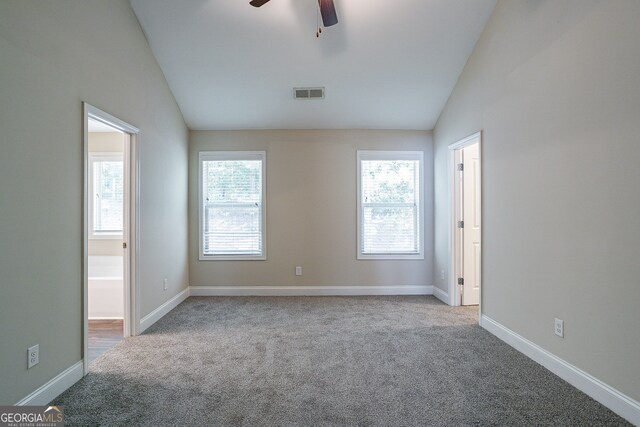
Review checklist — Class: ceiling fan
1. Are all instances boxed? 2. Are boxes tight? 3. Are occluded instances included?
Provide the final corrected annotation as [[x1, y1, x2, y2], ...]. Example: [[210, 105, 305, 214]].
[[250, 0, 338, 29]]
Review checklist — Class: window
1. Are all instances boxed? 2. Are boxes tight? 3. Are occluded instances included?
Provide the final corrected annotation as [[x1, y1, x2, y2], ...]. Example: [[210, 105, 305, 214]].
[[89, 153, 124, 238], [357, 151, 424, 260], [199, 151, 266, 260]]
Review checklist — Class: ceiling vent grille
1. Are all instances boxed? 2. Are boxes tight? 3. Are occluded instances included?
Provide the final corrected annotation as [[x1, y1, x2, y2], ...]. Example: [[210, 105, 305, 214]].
[[294, 87, 325, 100]]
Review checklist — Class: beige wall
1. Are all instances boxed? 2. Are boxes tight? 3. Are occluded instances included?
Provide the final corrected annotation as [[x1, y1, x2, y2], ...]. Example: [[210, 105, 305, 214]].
[[190, 130, 433, 288], [88, 131, 124, 153], [433, 0, 640, 401], [0, 1, 189, 404], [88, 132, 124, 256]]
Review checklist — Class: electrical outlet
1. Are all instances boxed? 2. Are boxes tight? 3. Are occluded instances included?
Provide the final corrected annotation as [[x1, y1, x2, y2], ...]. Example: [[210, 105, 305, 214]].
[[163, 278, 168, 291], [554, 318, 564, 338], [27, 344, 39, 369], [295, 266, 303, 276], [440, 269, 445, 280]]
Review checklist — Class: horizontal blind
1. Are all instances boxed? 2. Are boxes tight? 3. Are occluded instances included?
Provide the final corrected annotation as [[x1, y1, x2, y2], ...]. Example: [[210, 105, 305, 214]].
[[93, 159, 124, 233], [361, 159, 419, 254], [202, 158, 263, 256]]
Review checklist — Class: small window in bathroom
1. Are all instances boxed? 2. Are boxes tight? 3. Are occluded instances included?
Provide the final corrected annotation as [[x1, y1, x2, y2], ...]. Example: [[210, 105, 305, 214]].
[[89, 152, 124, 238]]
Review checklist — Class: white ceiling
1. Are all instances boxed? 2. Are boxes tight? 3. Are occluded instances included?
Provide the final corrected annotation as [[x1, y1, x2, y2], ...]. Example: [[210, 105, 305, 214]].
[[130, 0, 496, 130]]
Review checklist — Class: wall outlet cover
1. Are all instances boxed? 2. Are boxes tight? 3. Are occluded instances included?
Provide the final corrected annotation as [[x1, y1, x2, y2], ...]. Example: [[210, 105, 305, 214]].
[[554, 318, 564, 338], [27, 344, 39, 369]]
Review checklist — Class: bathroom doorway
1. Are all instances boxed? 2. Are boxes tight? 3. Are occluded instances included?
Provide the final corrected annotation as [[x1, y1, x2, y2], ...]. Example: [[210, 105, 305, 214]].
[[83, 103, 139, 374]]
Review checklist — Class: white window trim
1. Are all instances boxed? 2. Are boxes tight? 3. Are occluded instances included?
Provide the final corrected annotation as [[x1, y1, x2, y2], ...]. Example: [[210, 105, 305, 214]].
[[89, 152, 124, 240], [357, 150, 425, 260], [198, 151, 267, 261]]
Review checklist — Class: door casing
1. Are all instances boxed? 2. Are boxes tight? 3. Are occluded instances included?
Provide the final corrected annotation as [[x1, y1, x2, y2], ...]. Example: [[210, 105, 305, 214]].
[[82, 102, 140, 375]]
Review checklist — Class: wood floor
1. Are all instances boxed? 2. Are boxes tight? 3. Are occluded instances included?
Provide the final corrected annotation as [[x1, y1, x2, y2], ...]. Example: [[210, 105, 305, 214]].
[[88, 319, 123, 364]]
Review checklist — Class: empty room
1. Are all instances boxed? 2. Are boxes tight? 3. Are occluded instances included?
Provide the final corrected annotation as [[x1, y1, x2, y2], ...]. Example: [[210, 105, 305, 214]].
[[0, 0, 638, 426]]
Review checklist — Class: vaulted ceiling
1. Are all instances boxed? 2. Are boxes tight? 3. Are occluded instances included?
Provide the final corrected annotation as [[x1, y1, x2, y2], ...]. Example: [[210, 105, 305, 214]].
[[130, 0, 496, 130]]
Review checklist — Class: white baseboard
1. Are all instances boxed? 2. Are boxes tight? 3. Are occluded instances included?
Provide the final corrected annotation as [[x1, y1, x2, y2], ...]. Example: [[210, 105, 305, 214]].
[[481, 315, 640, 425], [15, 361, 83, 406], [189, 285, 433, 297], [432, 286, 449, 305], [138, 288, 189, 334], [16, 289, 189, 406]]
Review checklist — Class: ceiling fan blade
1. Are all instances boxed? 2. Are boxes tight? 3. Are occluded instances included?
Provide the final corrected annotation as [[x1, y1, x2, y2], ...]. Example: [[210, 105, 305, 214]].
[[249, 0, 271, 7], [319, 0, 338, 27]]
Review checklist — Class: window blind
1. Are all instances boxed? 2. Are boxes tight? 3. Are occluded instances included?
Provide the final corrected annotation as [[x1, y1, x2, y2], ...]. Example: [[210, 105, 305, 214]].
[[92, 158, 124, 234], [360, 158, 420, 255], [201, 156, 264, 257]]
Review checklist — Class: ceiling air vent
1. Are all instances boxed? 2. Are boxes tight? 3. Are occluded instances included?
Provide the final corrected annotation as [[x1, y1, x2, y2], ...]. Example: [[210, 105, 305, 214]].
[[294, 87, 325, 100]]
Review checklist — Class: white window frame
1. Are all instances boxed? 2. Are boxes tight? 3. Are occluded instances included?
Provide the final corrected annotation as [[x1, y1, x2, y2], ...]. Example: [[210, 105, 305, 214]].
[[198, 151, 267, 261], [357, 150, 424, 260], [89, 152, 124, 239]]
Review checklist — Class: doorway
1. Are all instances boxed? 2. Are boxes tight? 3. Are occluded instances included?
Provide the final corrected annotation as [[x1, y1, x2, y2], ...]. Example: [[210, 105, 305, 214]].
[[449, 132, 482, 307], [83, 103, 139, 375]]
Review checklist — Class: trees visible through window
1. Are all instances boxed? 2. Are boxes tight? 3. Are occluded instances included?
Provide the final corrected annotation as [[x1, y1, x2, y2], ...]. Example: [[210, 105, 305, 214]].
[[357, 151, 424, 259], [199, 151, 266, 260]]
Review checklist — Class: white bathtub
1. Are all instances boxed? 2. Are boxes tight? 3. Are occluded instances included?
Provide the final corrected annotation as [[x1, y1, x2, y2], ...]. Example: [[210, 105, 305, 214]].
[[88, 256, 124, 319]]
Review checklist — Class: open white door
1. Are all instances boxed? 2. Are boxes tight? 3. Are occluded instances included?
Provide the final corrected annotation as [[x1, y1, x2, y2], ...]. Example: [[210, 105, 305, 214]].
[[461, 142, 481, 305], [449, 132, 482, 307]]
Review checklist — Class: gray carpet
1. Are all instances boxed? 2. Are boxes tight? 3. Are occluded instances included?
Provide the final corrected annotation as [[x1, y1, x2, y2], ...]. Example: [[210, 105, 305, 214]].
[[53, 296, 629, 426]]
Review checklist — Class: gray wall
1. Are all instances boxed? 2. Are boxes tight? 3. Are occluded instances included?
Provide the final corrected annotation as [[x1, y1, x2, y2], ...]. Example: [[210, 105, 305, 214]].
[[433, 0, 640, 401], [0, 1, 189, 404], [190, 130, 433, 288]]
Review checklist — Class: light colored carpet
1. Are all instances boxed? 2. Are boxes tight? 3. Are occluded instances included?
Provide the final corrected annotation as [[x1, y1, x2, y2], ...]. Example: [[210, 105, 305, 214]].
[[53, 296, 629, 426]]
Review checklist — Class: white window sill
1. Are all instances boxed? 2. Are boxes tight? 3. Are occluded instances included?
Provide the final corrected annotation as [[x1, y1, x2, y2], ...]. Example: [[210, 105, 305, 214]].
[[90, 232, 123, 240], [199, 255, 266, 261], [358, 253, 424, 260]]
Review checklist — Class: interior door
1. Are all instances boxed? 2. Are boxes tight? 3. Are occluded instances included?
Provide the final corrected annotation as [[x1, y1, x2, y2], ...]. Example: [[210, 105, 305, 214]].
[[462, 142, 480, 305]]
